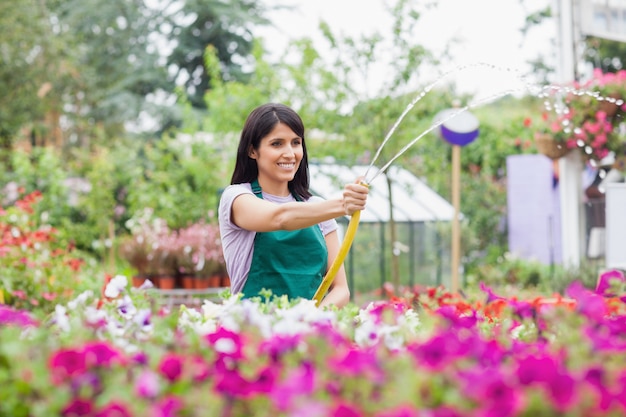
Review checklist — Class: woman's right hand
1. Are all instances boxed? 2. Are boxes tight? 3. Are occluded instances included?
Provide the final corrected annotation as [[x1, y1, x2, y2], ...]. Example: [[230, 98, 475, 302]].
[[342, 179, 368, 215]]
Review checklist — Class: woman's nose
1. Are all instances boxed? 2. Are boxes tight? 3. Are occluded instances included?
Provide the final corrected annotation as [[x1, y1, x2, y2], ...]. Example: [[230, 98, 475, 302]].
[[283, 145, 295, 157]]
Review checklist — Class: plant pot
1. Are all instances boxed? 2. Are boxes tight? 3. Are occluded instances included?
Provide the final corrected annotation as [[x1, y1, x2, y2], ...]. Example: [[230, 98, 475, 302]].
[[194, 276, 211, 289], [132, 275, 148, 288], [209, 274, 222, 288], [220, 275, 231, 288], [153, 274, 176, 290], [180, 273, 196, 290], [598, 93, 622, 117], [535, 133, 570, 160]]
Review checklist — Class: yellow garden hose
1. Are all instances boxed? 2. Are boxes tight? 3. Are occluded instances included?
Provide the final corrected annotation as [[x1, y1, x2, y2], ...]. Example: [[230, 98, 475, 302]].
[[313, 188, 366, 306]]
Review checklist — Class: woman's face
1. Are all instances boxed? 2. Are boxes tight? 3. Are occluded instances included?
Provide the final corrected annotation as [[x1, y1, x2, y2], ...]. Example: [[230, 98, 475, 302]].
[[249, 122, 303, 194]]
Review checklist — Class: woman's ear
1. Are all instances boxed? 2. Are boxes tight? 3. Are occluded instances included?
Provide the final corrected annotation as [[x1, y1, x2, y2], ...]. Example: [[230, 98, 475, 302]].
[[248, 146, 257, 159]]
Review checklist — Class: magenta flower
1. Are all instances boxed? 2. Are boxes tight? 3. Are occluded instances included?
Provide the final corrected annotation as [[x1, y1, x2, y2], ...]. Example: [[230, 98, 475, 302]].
[[460, 368, 523, 417], [61, 398, 94, 417], [249, 365, 278, 394], [547, 371, 577, 412], [158, 353, 184, 383], [479, 282, 505, 304], [190, 355, 211, 382], [270, 361, 314, 411], [49, 348, 87, 382], [331, 402, 362, 417], [430, 406, 465, 417], [436, 305, 477, 328], [595, 269, 625, 297], [583, 367, 614, 412], [330, 348, 383, 381], [131, 351, 149, 365], [566, 281, 608, 321], [409, 331, 461, 370], [507, 300, 534, 320], [214, 368, 251, 397], [95, 401, 131, 417], [374, 406, 419, 417], [83, 341, 124, 368], [206, 326, 243, 360], [259, 334, 302, 362], [151, 396, 182, 417], [516, 353, 558, 385], [0, 305, 38, 327]]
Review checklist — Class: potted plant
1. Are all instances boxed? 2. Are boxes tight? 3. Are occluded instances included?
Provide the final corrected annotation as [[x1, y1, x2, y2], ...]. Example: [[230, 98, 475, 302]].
[[118, 208, 176, 289], [174, 221, 225, 289], [118, 235, 151, 287], [526, 69, 625, 161]]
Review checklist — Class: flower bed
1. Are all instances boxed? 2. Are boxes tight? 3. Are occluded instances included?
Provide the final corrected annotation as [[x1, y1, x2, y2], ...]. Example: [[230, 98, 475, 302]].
[[1, 271, 626, 416]]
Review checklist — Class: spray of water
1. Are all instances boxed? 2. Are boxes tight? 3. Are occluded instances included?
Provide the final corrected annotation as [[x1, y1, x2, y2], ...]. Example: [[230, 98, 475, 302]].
[[361, 62, 625, 183]]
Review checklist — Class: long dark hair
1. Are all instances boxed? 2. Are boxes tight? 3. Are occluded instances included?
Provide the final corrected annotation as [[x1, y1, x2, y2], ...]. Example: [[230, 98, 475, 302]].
[[230, 103, 311, 199]]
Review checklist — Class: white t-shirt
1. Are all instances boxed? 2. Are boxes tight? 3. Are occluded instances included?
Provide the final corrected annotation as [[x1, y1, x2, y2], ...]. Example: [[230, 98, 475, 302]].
[[218, 183, 338, 294]]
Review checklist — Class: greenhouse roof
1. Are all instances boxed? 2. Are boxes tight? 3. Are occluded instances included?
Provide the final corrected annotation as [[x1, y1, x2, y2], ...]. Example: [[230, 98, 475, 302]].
[[308, 163, 456, 223]]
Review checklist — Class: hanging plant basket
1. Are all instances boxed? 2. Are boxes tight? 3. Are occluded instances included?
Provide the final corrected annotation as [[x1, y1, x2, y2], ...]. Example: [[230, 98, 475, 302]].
[[598, 94, 622, 117], [535, 133, 571, 160]]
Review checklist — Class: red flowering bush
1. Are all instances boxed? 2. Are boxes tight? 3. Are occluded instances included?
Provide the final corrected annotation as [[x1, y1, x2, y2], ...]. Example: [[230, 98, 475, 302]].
[[0, 189, 95, 312]]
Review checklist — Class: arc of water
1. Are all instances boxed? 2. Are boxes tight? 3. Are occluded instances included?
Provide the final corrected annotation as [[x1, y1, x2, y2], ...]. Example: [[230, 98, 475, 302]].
[[363, 62, 529, 181], [365, 85, 525, 183]]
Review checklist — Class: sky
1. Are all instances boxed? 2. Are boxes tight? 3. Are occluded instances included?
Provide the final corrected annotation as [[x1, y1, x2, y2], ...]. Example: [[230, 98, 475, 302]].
[[257, 0, 556, 101]]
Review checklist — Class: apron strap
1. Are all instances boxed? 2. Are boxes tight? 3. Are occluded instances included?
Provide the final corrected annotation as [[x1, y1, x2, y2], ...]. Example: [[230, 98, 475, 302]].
[[251, 179, 263, 197]]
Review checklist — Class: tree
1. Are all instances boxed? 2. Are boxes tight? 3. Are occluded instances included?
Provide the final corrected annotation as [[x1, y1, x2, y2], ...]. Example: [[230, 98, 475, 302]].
[[166, 0, 270, 109]]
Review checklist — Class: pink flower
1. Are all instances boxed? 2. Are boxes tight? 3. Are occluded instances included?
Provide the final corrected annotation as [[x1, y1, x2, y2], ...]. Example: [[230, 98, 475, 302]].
[[61, 398, 94, 417], [516, 352, 559, 385], [151, 396, 182, 417], [214, 368, 251, 397], [206, 326, 243, 360], [49, 348, 87, 382], [547, 371, 577, 412], [331, 402, 363, 417], [460, 368, 523, 417], [595, 269, 625, 297], [95, 402, 131, 417], [135, 369, 160, 398], [83, 341, 124, 368], [330, 348, 383, 381], [270, 361, 315, 411], [374, 406, 419, 417], [158, 353, 184, 383], [566, 281, 608, 321], [0, 305, 37, 327]]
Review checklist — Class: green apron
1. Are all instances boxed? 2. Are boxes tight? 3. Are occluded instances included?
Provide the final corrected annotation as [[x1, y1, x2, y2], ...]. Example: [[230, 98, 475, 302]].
[[241, 180, 328, 300]]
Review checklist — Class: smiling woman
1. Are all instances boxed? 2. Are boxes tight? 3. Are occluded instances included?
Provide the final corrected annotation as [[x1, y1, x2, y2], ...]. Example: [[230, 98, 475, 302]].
[[217, 103, 369, 308]]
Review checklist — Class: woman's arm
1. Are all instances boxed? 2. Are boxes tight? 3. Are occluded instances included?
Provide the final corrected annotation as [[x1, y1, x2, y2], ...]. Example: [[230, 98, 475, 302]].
[[319, 230, 350, 308], [231, 182, 368, 232]]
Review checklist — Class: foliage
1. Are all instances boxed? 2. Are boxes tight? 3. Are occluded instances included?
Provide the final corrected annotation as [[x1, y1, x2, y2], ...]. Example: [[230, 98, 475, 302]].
[[0, 190, 99, 313], [167, 0, 269, 109], [2, 271, 626, 415], [0, 0, 271, 151], [0, 138, 224, 260]]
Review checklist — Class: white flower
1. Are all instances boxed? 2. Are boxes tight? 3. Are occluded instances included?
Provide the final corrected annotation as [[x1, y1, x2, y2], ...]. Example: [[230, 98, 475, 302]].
[[67, 290, 94, 310], [105, 275, 128, 298], [51, 305, 70, 332]]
